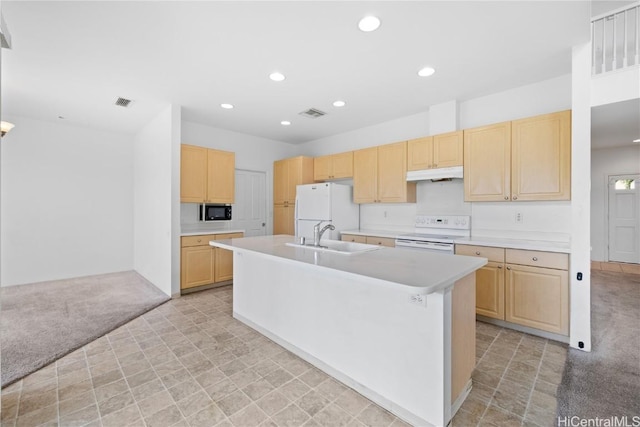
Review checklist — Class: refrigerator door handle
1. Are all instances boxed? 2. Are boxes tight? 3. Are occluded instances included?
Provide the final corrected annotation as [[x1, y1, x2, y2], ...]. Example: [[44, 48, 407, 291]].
[[294, 196, 299, 236]]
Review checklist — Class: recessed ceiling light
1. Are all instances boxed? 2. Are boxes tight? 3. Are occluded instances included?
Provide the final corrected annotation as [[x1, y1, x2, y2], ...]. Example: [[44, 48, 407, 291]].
[[418, 67, 436, 77], [634, 138, 640, 143], [281, 121, 291, 126], [333, 100, 346, 107], [220, 103, 234, 109], [358, 16, 381, 32], [270, 72, 286, 82]]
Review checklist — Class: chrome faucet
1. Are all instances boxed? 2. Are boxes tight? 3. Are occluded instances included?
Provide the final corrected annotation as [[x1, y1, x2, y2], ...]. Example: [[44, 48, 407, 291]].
[[313, 221, 335, 246]]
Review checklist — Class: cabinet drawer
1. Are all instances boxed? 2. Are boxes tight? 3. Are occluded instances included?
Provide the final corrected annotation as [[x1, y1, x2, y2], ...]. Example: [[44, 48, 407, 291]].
[[366, 236, 395, 247], [181, 235, 217, 247], [506, 249, 568, 270], [215, 233, 244, 240], [455, 245, 504, 263], [341, 234, 367, 244]]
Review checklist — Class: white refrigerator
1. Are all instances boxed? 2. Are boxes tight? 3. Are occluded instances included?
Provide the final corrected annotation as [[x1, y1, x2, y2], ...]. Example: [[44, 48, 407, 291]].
[[295, 183, 359, 241]]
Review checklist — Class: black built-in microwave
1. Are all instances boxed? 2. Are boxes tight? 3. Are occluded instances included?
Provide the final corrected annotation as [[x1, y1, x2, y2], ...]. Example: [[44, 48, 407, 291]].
[[200, 204, 232, 221]]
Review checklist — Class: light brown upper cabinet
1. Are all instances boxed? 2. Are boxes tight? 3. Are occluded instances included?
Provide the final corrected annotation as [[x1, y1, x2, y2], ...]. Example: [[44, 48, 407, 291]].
[[181, 144, 235, 204], [511, 110, 571, 201], [353, 141, 416, 204], [273, 156, 314, 234], [463, 122, 512, 202], [314, 151, 353, 181], [407, 131, 463, 171], [463, 110, 571, 202]]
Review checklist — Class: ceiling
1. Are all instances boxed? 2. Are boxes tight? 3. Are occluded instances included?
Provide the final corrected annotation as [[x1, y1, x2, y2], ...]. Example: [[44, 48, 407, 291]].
[[2, 1, 592, 144]]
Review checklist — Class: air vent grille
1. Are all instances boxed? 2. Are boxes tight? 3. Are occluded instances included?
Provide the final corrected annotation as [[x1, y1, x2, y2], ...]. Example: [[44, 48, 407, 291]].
[[115, 97, 132, 107], [298, 108, 327, 119]]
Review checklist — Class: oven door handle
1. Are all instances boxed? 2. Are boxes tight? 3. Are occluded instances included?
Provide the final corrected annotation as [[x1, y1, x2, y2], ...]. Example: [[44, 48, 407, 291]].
[[395, 240, 454, 251]]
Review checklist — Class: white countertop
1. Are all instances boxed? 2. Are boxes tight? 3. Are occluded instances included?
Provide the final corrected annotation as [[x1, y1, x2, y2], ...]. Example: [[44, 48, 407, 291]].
[[341, 229, 411, 239], [210, 235, 487, 294], [181, 229, 244, 237], [454, 237, 570, 253], [341, 229, 570, 253]]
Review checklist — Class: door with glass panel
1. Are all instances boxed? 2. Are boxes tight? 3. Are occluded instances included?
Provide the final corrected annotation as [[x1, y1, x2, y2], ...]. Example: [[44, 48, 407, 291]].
[[608, 175, 640, 263]]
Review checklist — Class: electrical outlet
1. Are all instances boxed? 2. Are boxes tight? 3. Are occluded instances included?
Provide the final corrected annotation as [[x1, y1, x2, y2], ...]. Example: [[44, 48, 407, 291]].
[[408, 294, 427, 307], [384, 211, 388, 218], [515, 212, 523, 223]]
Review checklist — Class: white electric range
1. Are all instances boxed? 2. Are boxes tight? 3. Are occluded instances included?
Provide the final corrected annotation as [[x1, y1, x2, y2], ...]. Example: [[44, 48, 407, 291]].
[[395, 215, 471, 254]]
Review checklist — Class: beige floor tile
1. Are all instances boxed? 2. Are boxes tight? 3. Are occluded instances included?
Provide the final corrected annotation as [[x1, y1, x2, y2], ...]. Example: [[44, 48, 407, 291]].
[[186, 402, 227, 427], [313, 403, 353, 427], [58, 389, 97, 417], [256, 391, 290, 416], [137, 390, 175, 419], [101, 403, 143, 427], [167, 378, 202, 403], [356, 404, 395, 427], [243, 378, 276, 401], [145, 405, 185, 427], [59, 402, 100, 426], [97, 390, 135, 417], [177, 390, 214, 419], [15, 403, 57, 427], [334, 388, 370, 417], [271, 404, 311, 427], [217, 390, 252, 416], [480, 404, 523, 426], [229, 403, 268, 427], [296, 390, 331, 417]]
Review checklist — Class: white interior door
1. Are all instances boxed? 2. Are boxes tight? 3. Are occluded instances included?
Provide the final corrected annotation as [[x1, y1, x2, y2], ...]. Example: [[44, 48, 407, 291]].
[[608, 174, 640, 263], [233, 170, 267, 237]]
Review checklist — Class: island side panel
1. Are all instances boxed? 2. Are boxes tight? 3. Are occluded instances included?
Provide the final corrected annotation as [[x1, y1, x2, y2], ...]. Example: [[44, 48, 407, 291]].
[[451, 272, 476, 404], [232, 250, 449, 427]]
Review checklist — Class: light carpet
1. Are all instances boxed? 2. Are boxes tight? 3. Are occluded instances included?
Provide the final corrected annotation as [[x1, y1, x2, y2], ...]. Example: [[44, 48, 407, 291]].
[[557, 269, 640, 419], [1, 270, 170, 387]]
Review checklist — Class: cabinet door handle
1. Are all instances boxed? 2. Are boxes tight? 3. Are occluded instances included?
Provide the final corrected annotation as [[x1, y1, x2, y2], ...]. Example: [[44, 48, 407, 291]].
[[498, 265, 503, 269], [475, 251, 481, 255], [504, 196, 509, 200], [506, 266, 511, 270], [512, 196, 518, 200], [532, 257, 538, 261], [197, 239, 201, 243]]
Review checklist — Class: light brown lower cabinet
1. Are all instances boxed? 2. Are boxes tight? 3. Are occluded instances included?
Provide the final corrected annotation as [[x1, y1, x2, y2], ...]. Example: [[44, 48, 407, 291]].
[[455, 244, 569, 336], [341, 234, 395, 247], [181, 232, 243, 291], [341, 234, 367, 243]]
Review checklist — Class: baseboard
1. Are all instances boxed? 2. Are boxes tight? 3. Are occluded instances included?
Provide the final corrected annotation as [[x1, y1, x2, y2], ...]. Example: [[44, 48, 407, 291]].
[[450, 379, 472, 422], [477, 316, 570, 344], [180, 280, 233, 295]]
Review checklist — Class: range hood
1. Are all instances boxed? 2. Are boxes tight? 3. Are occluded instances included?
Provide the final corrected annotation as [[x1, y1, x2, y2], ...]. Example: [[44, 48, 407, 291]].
[[406, 166, 464, 181]]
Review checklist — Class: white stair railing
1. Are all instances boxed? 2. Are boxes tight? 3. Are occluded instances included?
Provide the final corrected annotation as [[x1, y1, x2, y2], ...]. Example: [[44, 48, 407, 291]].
[[592, 2, 640, 74]]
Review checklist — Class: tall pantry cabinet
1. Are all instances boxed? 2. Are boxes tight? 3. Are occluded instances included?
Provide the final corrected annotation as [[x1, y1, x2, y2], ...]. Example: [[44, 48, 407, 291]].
[[273, 156, 314, 235]]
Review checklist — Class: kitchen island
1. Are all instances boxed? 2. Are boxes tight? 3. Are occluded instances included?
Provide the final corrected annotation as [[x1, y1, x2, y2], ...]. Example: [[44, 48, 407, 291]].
[[210, 235, 486, 426]]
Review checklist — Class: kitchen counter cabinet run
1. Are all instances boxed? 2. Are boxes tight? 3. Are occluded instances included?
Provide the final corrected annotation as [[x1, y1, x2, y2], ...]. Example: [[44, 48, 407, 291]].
[[211, 235, 485, 426]]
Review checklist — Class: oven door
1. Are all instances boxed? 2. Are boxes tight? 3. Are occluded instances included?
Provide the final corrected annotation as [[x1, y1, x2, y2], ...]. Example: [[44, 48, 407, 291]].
[[394, 239, 455, 255]]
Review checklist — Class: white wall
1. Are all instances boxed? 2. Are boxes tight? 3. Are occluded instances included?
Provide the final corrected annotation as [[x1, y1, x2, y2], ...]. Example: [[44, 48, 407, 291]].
[[300, 111, 430, 157], [298, 75, 574, 241], [0, 116, 134, 286], [591, 145, 640, 261], [181, 121, 297, 235], [133, 105, 179, 296]]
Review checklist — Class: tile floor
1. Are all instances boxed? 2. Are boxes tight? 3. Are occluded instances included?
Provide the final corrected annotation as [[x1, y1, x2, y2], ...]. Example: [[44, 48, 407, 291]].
[[590, 261, 640, 275], [1, 285, 565, 427]]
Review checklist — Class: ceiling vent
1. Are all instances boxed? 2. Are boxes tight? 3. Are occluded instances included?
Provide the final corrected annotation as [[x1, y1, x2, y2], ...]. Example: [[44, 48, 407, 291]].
[[298, 108, 327, 119], [115, 97, 132, 107]]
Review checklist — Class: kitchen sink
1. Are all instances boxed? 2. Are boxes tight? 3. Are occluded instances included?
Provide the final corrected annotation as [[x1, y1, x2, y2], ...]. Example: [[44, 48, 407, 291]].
[[285, 240, 382, 255]]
